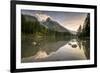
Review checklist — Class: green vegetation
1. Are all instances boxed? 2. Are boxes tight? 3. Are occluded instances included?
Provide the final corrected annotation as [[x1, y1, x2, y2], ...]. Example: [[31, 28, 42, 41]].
[[77, 13, 90, 59], [21, 13, 90, 58], [21, 14, 72, 58], [21, 14, 72, 37], [78, 13, 90, 37]]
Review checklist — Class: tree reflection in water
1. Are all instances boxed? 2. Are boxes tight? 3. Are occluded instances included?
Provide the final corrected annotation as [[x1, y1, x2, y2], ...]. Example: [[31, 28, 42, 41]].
[[21, 36, 90, 63]]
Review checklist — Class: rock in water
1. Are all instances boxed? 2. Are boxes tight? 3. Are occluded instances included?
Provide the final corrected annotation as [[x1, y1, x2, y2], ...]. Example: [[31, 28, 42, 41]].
[[32, 41, 37, 46], [72, 44, 77, 48]]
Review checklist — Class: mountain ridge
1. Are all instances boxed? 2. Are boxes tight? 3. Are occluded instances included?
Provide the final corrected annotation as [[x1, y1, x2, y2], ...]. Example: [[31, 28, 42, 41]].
[[22, 14, 76, 35]]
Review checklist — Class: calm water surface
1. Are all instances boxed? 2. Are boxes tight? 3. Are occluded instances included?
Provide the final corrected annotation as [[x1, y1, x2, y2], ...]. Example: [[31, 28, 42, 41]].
[[21, 35, 90, 63]]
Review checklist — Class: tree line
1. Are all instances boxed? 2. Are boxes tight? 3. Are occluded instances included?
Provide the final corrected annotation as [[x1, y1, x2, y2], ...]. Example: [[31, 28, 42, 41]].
[[77, 13, 90, 37], [21, 14, 72, 37]]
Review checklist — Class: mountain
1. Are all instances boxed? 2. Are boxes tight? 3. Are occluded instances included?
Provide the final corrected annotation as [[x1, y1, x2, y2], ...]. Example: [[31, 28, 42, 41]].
[[41, 17, 71, 33], [21, 14, 41, 34], [22, 14, 72, 35], [23, 14, 38, 22]]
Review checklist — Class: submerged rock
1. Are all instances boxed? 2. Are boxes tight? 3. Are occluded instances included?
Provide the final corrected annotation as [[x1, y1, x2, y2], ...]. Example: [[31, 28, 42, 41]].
[[32, 41, 37, 45]]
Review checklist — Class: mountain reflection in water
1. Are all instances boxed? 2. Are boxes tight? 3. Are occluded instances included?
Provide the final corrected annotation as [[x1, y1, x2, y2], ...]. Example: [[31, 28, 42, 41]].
[[21, 36, 90, 63]]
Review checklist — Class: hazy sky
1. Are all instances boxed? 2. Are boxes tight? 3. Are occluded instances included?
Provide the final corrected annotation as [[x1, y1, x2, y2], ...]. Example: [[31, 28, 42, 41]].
[[21, 10, 87, 31]]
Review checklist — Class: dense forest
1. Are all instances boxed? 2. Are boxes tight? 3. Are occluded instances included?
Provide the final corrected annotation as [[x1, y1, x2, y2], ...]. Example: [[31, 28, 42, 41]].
[[21, 14, 73, 58], [21, 13, 90, 58], [21, 14, 72, 37], [21, 13, 90, 37], [77, 13, 90, 37]]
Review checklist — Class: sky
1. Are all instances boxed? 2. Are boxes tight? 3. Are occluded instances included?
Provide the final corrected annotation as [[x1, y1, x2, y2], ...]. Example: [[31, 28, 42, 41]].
[[21, 10, 87, 32]]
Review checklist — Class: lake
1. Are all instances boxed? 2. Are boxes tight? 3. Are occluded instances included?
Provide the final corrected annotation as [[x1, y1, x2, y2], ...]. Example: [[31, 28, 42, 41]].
[[21, 34, 90, 63]]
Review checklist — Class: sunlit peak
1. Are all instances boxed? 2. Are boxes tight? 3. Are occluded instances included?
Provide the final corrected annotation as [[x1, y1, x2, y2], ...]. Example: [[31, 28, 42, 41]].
[[35, 13, 51, 21]]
